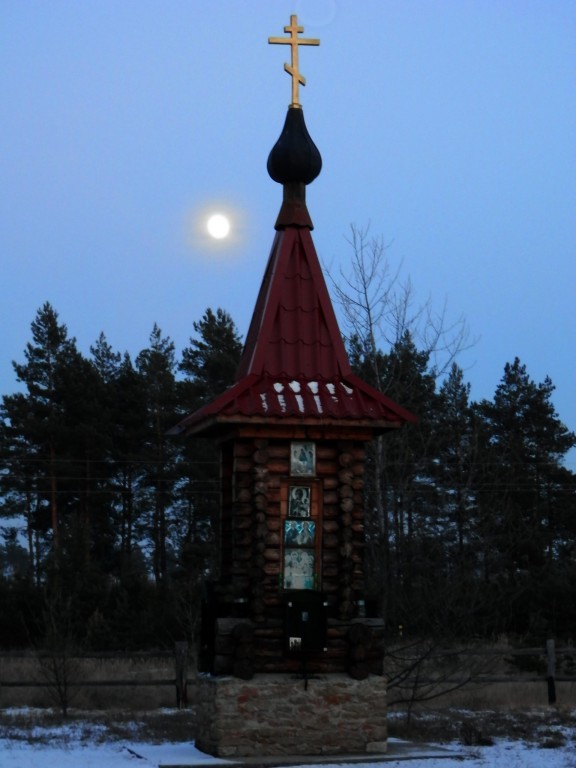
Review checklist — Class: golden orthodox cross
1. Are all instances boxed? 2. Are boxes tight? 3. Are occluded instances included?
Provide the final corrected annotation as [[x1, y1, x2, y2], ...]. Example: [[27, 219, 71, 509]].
[[268, 15, 319, 108]]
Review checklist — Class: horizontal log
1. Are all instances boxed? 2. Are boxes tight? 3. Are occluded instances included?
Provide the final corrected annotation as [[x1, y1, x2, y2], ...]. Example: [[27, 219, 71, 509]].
[[338, 484, 354, 499], [254, 494, 267, 511], [316, 460, 340, 475], [339, 601, 356, 620], [350, 644, 368, 662], [338, 452, 353, 467], [266, 459, 290, 474], [255, 522, 268, 538], [262, 594, 282, 608], [348, 623, 374, 645], [233, 549, 252, 562], [236, 488, 251, 503], [340, 586, 354, 602], [254, 626, 283, 639], [265, 516, 281, 531], [233, 531, 253, 547], [235, 476, 253, 491], [265, 476, 281, 491], [267, 444, 289, 458], [338, 469, 354, 485], [340, 498, 354, 514], [233, 443, 254, 458], [253, 449, 269, 464], [263, 562, 280, 578], [327, 626, 348, 640], [265, 531, 281, 547], [250, 598, 266, 615], [340, 511, 353, 526], [322, 519, 339, 534], [231, 622, 255, 644], [339, 562, 354, 578], [315, 445, 338, 460], [322, 533, 339, 549]]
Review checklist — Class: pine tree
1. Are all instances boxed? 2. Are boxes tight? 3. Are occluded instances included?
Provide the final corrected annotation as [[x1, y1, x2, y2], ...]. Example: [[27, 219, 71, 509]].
[[474, 358, 576, 634], [3, 303, 78, 559], [435, 364, 479, 569], [136, 325, 179, 584], [350, 330, 440, 631], [179, 307, 243, 410], [176, 308, 243, 579], [106, 353, 148, 576]]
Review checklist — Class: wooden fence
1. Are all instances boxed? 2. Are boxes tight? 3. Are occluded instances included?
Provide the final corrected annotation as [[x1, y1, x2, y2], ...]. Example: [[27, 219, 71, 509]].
[[0, 640, 574, 710], [384, 638, 576, 710]]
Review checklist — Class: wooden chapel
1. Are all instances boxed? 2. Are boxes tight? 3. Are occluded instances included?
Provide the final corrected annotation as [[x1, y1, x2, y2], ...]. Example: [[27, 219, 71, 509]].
[[172, 15, 415, 758]]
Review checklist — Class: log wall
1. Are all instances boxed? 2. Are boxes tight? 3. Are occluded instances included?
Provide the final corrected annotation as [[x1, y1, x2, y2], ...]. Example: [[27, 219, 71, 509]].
[[207, 433, 382, 677]]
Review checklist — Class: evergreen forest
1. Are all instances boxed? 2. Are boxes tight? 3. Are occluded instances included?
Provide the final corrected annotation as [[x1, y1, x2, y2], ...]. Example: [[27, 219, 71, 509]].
[[0, 298, 575, 652]]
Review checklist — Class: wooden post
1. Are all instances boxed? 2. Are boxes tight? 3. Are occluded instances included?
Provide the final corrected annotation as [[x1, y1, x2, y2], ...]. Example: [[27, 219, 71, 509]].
[[546, 638, 556, 705], [175, 641, 189, 709]]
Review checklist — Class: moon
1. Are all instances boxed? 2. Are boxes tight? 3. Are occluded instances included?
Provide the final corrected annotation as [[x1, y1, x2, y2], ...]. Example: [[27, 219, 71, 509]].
[[206, 213, 231, 240]]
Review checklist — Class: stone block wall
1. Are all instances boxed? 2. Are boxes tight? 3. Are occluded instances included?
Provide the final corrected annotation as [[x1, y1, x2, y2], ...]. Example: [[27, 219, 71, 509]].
[[195, 673, 387, 757]]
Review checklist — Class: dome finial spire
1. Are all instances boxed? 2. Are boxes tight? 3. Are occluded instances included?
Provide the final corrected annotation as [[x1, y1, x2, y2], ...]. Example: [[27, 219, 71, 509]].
[[268, 14, 319, 108]]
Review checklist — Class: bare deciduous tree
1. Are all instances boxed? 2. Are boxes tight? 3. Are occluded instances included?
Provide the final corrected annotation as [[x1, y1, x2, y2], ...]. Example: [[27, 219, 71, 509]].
[[327, 224, 475, 384], [325, 224, 477, 624]]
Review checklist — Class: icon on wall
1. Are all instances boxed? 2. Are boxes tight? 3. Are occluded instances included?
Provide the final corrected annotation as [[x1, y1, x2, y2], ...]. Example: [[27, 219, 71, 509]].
[[290, 441, 315, 476], [288, 485, 311, 517], [284, 519, 316, 547], [283, 548, 315, 590]]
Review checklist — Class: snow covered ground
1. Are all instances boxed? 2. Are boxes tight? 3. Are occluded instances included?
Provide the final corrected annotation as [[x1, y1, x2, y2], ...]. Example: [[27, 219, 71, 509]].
[[1, 710, 574, 768], [2, 737, 576, 768]]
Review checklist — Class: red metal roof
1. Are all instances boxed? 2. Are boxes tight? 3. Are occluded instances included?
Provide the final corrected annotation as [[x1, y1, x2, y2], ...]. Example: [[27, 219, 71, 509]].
[[236, 227, 351, 381], [174, 219, 415, 436]]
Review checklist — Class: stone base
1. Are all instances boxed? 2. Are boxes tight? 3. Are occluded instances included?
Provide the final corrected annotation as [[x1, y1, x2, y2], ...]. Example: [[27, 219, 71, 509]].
[[195, 673, 387, 758]]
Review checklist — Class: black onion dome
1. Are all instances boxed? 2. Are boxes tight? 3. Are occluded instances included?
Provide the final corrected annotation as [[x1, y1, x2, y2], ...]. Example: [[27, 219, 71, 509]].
[[267, 106, 322, 185]]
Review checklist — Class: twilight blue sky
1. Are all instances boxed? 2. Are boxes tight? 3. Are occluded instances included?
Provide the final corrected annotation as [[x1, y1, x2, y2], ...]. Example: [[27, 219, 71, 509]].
[[1, 1, 575, 465]]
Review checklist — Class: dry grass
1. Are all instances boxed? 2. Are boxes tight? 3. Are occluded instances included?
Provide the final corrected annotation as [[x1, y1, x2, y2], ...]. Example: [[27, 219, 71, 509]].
[[387, 706, 575, 749], [1, 705, 573, 752], [0, 708, 198, 746]]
